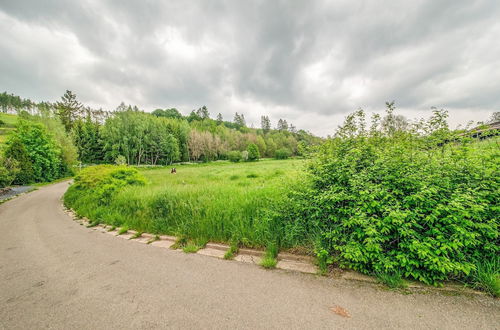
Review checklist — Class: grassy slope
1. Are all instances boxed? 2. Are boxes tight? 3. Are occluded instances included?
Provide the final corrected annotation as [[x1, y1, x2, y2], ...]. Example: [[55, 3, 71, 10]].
[[0, 113, 17, 145], [70, 159, 305, 247]]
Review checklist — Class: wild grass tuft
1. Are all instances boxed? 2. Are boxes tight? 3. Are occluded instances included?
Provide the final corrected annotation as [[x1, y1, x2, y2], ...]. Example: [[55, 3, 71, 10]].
[[131, 231, 143, 239], [147, 235, 160, 244], [171, 237, 187, 250], [117, 225, 129, 235], [470, 257, 500, 297], [260, 243, 278, 269], [224, 240, 240, 260], [376, 271, 408, 289]]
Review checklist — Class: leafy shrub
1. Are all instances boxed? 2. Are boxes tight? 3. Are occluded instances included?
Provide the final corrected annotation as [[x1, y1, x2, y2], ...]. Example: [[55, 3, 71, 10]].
[[247, 143, 260, 161], [0, 157, 19, 188], [241, 150, 249, 161], [275, 148, 291, 159], [274, 106, 499, 285], [227, 151, 242, 162], [115, 155, 127, 165], [65, 165, 145, 207], [4, 119, 65, 183]]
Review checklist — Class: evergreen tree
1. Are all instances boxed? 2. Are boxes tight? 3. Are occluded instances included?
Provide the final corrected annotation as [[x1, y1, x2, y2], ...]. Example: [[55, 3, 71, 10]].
[[56, 90, 82, 132], [216, 113, 223, 125], [261, 115, 271, 133]]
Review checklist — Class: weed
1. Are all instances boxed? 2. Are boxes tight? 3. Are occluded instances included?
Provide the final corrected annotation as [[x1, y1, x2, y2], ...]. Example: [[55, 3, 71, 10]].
[[260, 255, 278, 269], [171, 237, 187, 250], [183, 244, 201, 253], [376, 271, 408, 289], [229, 175, 239, 180], [107, 226, 116, 232], [260, 243, 278, 269], [86, 220, 99, 228], [147, 235, 160, 244], [224, 240, 239, 260], [246, 173, 258, 178], [117, 226, 129, 235], [131, 231, 143, 239], [470, 257, 500, 297]]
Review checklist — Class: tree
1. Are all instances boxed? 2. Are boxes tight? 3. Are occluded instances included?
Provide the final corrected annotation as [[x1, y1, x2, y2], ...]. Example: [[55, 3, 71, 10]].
[[234, 112, 246, 127], [489, 112, 500, 123], [261, 115, 271, 133], [216, 113, 223, 125], [56, 90, 82, 132], [246, 143, 260, 161], [196, 106, 210, 120], [72, 116, 104, 164], [152, 108, 183, 120], [277, 119, 288, 131]]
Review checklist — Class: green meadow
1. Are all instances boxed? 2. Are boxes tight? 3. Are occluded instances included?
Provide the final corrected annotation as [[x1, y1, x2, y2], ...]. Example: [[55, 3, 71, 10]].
[[64, 159, 306, 247]]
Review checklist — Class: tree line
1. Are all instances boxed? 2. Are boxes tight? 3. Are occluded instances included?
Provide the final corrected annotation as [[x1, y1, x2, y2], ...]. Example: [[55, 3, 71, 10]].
[[0, 90, 322, 187]]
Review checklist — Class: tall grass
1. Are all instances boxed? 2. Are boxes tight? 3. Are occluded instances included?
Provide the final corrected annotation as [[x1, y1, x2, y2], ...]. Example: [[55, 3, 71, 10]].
[[64, 159, 305, 248]]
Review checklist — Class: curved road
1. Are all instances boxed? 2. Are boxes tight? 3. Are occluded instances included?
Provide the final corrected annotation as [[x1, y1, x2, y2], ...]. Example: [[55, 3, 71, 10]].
[[0, 182, 498, 329]]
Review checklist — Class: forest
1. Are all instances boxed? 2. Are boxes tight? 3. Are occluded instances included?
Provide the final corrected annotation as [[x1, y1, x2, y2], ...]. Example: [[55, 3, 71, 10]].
[[0, 90, 322, 186]]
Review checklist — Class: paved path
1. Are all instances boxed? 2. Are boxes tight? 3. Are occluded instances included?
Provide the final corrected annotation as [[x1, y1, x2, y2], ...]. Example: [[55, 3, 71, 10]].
[[0, 182, 498, 329]]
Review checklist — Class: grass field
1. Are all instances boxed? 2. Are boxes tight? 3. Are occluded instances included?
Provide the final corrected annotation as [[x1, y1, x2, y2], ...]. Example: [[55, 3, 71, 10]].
[[0, 113, 17, 145], [65, 159, 307, 248]]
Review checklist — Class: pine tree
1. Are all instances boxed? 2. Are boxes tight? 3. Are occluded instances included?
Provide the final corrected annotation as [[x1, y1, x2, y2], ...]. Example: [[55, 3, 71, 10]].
[[216, 113, 223, 125], [261, 115, 271, 133], [56, 90, 82, 132]]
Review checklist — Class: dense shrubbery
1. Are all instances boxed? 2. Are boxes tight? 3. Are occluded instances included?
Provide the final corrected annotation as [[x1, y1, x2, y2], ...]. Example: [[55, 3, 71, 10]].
[[271, 107, 499, 285], [4, 119, 73, 184], [246, 143, 260, 161], [64, 165, 145, 207], [275, 148, 291, 159], [227, 150, 242, 162]]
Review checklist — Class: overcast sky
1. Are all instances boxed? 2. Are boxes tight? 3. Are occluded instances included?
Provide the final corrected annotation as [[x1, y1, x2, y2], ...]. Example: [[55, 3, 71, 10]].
[[1, 1, 499, 136]]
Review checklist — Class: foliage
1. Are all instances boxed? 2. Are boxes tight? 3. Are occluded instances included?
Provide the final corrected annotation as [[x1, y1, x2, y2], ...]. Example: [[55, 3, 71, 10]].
[[0, 156, 19, 187], [56, 90, 83, 132], [3, 138, 33, 184], [101, 111, 180, 165], [275, 148, 291, 159], [72, 116, 104, 163], [246, 143, 260, 161], [227, 150, 242, 162], [4, 120, 65, 183], [65, 165, 145, 206], [273, 106, 499, 285], [114, 155, 127, 165]]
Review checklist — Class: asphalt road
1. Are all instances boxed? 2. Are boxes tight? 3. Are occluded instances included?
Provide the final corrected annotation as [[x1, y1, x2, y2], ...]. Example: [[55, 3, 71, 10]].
[[0, 182, 498, 329]]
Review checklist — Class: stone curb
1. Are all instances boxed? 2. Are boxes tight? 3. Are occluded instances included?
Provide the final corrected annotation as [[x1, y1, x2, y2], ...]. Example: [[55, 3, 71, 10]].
[[62, 206, 489, 297]]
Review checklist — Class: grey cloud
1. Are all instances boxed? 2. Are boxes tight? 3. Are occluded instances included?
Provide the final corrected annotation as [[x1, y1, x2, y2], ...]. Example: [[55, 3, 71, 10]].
[[0, 0, 499, 136]]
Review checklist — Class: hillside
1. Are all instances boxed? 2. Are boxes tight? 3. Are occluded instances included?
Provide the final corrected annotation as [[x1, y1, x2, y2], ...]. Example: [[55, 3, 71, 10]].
[[0, 113, 17, 146]]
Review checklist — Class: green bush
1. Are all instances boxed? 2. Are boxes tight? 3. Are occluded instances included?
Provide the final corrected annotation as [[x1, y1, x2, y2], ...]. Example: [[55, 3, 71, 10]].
[[275, 148, 291, 159], [227, 150, 242, 162], [0, 157, 19, 188], [247, 143, 260, 161], [4, 120, 62, 184], [65, 165, 145, 207], [274, 107, 499, 285]]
